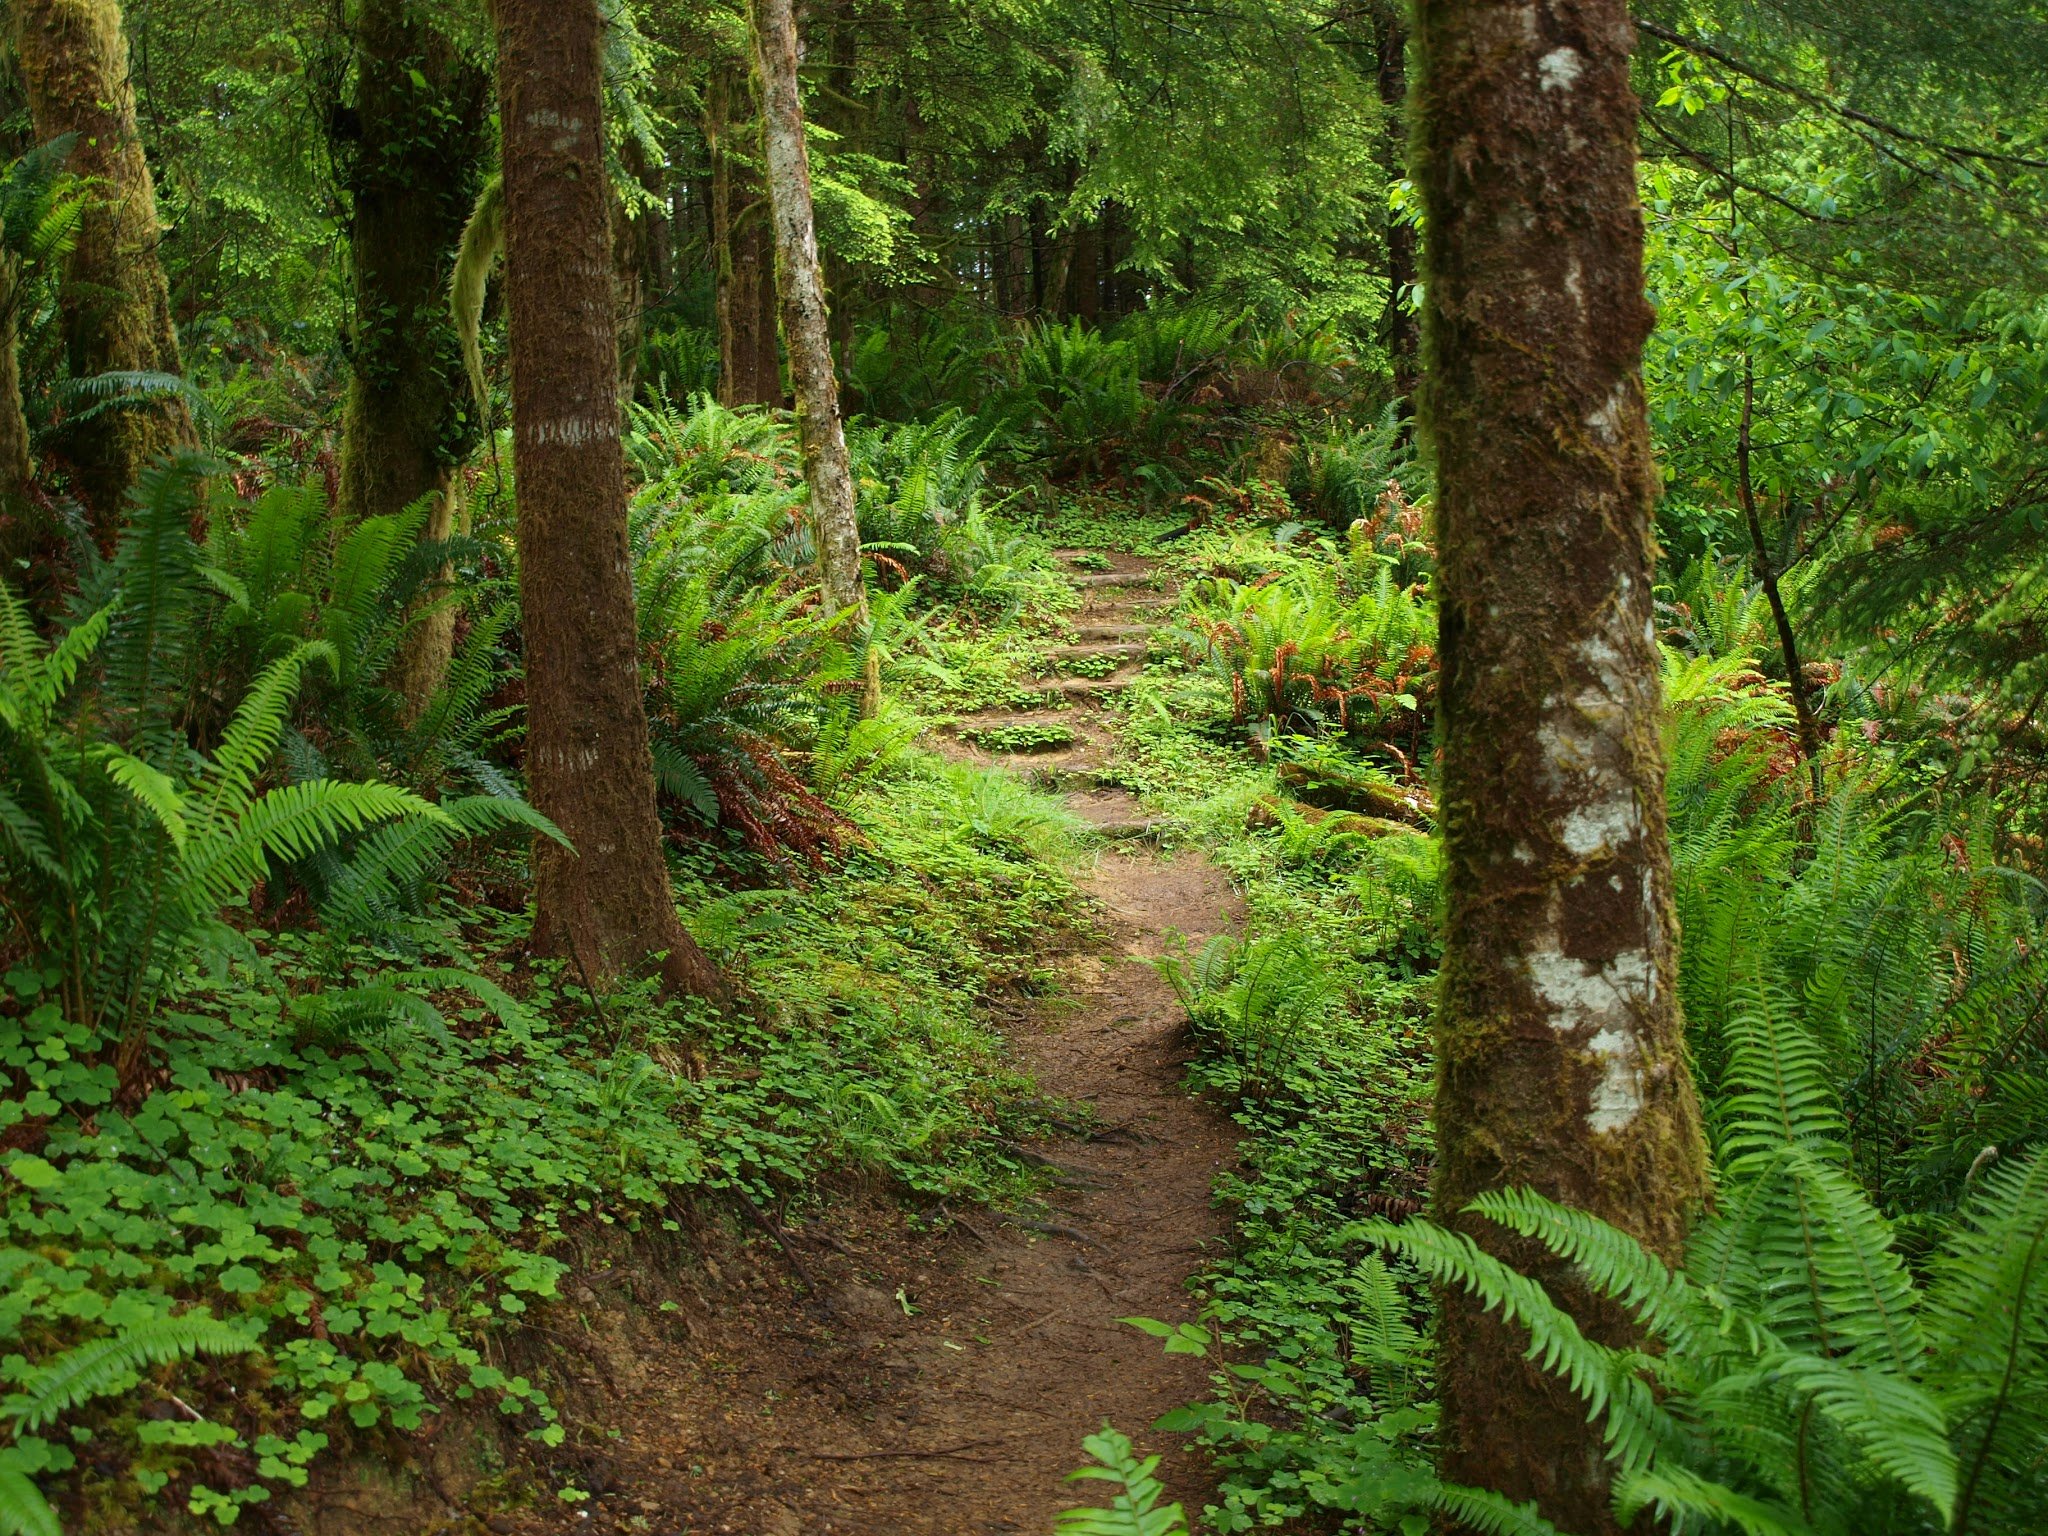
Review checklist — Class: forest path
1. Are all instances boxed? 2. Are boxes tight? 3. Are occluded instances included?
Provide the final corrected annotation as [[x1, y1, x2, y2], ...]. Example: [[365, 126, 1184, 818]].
[[499, 555, 1240, 1536]]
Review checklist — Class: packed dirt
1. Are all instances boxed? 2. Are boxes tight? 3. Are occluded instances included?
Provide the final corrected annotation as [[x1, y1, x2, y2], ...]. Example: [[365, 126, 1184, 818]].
[[384, 555, 1247, 1535]]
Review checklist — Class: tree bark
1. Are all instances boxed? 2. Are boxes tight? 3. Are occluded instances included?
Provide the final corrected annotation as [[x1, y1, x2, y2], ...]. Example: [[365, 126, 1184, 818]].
[[11, 0, 193, 538], [493, 0, 727, 1003], [748, 0, 875, 711], [333, 0, 491, 716], [0, 249, 37, 545], [995, 211, 1031, 320], [1416, 3, 1710, 1531], [707, 65, 782, 407], [1372, 1, 1420, 415]]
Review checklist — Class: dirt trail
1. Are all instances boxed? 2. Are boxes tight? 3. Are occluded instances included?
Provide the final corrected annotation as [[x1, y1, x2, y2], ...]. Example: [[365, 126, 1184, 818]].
[[482, 555, 1241, 1536]]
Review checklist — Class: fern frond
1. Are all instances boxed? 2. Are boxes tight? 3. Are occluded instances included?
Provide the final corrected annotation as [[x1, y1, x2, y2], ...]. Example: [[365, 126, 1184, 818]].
[[94, 747, 189, 851], [0, 1467, 58, 1536], [203, 642, 334, 826], [9, 1315, 256, 1432], [1427, 1483, 1567, 1536], [1925, 1150, 2048, 1536], [1741, 1352, 1956, 1520], [1055, 1425, 1190, 1536], [178, 780, 450, 917], [31, 601, 111, 720], [1463, 1188, 1735, 1359], [1715, 972, 1847, 1171], [1358, 1218, 1674, 1477], [1614, 1465, 1814, 1536]]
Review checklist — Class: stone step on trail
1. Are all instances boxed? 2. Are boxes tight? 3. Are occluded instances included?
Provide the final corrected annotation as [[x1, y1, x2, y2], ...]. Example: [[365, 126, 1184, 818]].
[[1050, 641, 1148, 663], [1069, 571, 1159, 591]]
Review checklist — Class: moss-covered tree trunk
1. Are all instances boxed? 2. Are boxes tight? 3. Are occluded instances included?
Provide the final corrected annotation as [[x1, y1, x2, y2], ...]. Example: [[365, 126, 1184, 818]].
[[333, 0, 490, 715], [1416, 2, 1710, 1530], [0, 250, 35, 521], [706, 65, 781, 407], [494, 0, 727, 1003], [749, 0, 876, 712], [11, 0, 192, 539]]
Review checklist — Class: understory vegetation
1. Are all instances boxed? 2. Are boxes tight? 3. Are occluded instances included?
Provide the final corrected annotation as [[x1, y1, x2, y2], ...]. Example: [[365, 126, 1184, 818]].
[[5, 1, 2048, 1534]]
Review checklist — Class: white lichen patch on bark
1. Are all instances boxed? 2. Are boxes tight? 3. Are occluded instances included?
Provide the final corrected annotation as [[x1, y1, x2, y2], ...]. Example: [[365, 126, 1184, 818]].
[[527, 415, 618, 447], [1586, 380, 1628, 443], [1538, 46, 1584, 92], [1524, 936, 1653, 1133], [1523, 618, 1660, 1132]]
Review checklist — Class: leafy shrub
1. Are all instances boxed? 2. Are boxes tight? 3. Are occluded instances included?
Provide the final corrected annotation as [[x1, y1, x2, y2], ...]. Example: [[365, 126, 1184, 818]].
[[1170, 559, 1435, 746], [961, 720, 1076, 753], [628, 471, 850, 863]]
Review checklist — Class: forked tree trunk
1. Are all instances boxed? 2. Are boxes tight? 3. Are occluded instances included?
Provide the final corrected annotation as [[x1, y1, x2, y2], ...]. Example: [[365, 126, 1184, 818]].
[[748, 0, 876, 712], [707, 66, 782, 407], [11, 0, 193, 537], [1416, 3, 1709, 1531], [1372, 1, 1420, 415], [334, 0, 491, 716], [493, 0, 727, 1002]]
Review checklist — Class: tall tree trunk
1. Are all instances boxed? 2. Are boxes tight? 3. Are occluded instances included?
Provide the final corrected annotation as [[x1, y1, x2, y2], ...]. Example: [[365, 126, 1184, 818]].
[[0, 250, 36, 543], [494, 0, 727, 1002], [1372, 1, 1420, 416], [995, 211, 1030, 320], [749, 0, 875, 713], [334, 0, 491, 716], [612, 163, 646, 407], [1416, 3, 1709, 1532], [11, 0, 192, 538], [707, 65, 781, 407], [1070, 211, 1100, 324]]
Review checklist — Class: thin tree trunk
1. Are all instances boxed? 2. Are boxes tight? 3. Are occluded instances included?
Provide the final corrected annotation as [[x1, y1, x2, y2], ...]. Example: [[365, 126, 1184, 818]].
[[1372, 1, 1420, 417], [749, 0, 876, 713], [0, 249, 38, 559], [494, 0, 727, 1003], [11, 0, 192, 538], [819, 11, 860, 372], [996, 211, 1030, 320], [334, 0, 491, 717], [1042, 218, 1079, 321], [1738, 361, 1825, 799], [613, 163, 646, 407], [1416, 3, 1710, 1531], [707, 65, 782, 407]]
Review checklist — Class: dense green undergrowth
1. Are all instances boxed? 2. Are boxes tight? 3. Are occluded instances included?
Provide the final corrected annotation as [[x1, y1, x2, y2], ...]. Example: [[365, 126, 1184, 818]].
[[1080, 507, 2048, 1533], [0, 409, 1094, 1531], [1, 750, 1087, 1528]]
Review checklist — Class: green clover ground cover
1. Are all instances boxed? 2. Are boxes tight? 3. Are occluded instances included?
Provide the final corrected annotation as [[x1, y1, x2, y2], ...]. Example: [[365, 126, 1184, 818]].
[[0, 756, 1080, 1529]]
